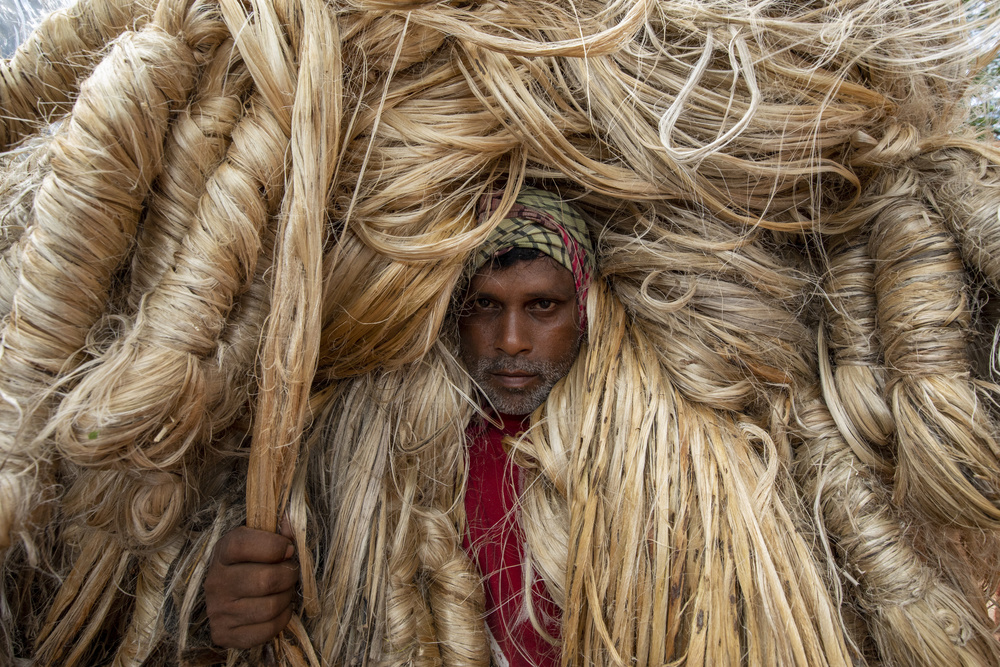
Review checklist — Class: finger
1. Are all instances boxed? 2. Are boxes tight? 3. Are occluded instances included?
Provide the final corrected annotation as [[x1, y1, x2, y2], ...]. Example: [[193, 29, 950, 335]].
[[223, 586, 297, 627], [216, 526, 293, 566], [214, 559, 300, 599], [211, 604, 294, 650], [206, 585, 295, 638]]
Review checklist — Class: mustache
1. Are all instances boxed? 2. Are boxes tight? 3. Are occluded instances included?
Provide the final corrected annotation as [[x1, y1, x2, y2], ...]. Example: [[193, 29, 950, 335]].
[[475, 356, 555, 375]]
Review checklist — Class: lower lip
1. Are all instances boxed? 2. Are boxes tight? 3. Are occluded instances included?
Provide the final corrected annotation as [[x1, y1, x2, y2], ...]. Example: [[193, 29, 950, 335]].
[[492, 374, 537, 389]]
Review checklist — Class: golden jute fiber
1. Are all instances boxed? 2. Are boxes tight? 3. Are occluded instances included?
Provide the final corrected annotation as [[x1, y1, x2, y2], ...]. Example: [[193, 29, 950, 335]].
[[2, 0, 1000, 665]]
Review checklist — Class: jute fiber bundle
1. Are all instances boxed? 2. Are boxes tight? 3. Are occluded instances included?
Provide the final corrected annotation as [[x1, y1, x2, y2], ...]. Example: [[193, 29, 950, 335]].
[[2, 0, 1000, 664], [0, 0, 156, 151]]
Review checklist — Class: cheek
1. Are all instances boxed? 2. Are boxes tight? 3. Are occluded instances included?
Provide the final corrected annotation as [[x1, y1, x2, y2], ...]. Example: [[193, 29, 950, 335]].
[[458, 321, 486, 360], [543, 318, 582, 363]]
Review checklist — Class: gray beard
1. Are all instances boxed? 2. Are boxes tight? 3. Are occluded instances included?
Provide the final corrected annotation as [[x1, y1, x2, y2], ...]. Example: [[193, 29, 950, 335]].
[[464, 352, 577, 416]]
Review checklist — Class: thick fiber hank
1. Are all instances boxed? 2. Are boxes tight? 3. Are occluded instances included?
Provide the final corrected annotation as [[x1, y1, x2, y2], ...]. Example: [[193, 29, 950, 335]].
[[870, 172, 1000, 533], [525, 280, 852, 666], [795, 389, 1000, 666], [0, 0, 999, 664], [239, 0, 341, 662], [0, 0, 155, 151], [0, 3, 201, 552]]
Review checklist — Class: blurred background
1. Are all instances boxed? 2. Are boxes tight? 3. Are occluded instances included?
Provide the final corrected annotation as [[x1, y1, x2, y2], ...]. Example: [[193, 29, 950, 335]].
[[2, 0, 65, 58]]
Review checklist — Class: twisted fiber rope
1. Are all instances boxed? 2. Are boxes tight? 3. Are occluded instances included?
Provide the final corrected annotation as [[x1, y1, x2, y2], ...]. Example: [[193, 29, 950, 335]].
[[870, 171, 1000, 535], [0, 0, 261, 661], [0, 0, 202, 556], [125, 38, 251, 311], [110, 535, 184, 666], [794, 388, 1000, 666], [819, 237, 894, 476], [50, 84, 283, 473], [0, 0, 155, 151], [0, 137, 49, 316], [2, 0, 1000, 664], [911, 145, 1000, 297]]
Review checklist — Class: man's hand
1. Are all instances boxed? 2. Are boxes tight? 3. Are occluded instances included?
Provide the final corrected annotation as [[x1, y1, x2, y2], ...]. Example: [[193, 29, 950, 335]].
[[204, 524, 299, 649]]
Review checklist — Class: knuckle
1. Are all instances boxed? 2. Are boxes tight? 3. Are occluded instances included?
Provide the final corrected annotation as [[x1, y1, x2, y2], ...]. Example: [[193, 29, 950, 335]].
[[231, 599, 265, 626], [205, 597, 220, 617], [261, 595, 288, 620], [279, 562, 300, 586], [256, 566, 293, 595], [252, 568, 278, 595], [213, 533, 240, 565]]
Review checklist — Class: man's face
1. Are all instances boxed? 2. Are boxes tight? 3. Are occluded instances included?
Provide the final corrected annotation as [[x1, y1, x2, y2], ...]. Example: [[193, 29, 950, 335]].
[[458, 255, 582, 416]]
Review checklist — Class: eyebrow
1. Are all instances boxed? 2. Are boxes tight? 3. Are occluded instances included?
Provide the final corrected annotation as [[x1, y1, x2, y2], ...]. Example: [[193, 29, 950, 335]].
[[467, 286, 575, 301]]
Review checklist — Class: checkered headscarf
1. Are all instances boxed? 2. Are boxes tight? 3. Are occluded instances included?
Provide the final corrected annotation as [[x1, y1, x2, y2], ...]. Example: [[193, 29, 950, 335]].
[[471, 187, 595, 327]]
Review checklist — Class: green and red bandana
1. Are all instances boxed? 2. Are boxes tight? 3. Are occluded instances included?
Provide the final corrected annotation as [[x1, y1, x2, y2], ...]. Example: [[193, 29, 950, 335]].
[[472, 186, 595, 327]]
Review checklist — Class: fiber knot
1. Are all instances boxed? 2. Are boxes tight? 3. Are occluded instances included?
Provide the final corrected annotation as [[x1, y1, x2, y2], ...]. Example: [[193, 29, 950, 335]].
[[850, 123, 923, 167]]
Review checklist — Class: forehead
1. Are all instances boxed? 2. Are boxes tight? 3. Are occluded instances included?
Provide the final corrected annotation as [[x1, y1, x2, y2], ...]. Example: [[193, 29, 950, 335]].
[[466, 255, 576, 299]]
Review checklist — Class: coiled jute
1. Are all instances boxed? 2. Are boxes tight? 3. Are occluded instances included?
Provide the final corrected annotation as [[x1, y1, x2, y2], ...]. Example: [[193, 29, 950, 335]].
[[2, 0, 1000, 664]]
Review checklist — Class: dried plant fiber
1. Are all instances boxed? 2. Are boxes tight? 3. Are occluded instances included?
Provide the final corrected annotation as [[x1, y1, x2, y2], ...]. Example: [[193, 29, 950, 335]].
[[2, 0, 1000, 665]]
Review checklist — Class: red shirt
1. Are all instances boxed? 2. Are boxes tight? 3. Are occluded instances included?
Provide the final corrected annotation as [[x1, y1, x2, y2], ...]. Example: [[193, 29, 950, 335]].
[[464, 415, 562, 667]]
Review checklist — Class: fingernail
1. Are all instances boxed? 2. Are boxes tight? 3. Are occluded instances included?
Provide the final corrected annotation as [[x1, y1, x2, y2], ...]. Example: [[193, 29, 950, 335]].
[[284, 544, 295, 560]]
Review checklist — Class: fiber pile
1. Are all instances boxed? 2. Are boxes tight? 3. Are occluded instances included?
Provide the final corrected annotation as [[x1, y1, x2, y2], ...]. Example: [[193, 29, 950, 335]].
[[2, 0, 1000, 664]]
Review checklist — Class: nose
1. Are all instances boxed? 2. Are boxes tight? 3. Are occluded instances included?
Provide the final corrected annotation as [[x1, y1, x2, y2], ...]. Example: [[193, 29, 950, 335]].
[[495, 309, 531, 356]]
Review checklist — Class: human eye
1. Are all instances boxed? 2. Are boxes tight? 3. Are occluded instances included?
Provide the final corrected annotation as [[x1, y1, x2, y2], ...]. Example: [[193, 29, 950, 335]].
[[531, 298, 558, 312], [462, 297, 496, 315]]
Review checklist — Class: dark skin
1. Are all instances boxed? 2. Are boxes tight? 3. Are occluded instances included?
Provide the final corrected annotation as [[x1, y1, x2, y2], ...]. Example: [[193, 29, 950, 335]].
[[204, 256, 582, 648], [458, 255, 581, 416], [203, 518, 298, 649]]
